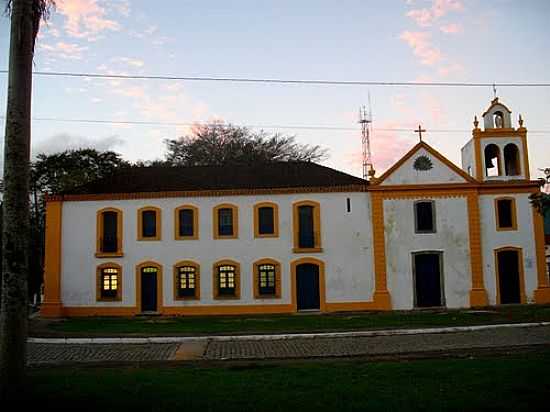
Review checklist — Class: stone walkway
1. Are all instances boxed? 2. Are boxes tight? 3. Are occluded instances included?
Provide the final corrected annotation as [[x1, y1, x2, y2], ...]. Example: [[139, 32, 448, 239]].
[[27, 324, 550, 365]]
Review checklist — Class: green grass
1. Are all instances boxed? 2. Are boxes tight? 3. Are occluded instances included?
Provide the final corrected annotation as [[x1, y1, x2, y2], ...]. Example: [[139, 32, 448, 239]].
[[26, 352, 550, 411], [33, 304, 550, 337]]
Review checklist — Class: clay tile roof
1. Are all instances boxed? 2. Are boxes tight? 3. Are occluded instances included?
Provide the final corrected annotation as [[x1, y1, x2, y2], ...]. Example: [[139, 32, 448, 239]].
[[63, 161, 367, 195]]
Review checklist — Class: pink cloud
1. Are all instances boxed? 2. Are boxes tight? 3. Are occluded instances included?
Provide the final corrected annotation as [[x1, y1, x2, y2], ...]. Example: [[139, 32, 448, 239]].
[[56, 0, 121, 40], [437, 63, 465, 77], [399, 31, 442, 65], [440, 23, 463, 34], [39, 41, 88, 60], [406, 0, 463, 27]]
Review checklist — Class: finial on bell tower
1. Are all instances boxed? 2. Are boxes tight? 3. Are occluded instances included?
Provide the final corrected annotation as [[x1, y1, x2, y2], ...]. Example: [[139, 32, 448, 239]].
[[518, 114, 524, 128], [473, 115, 479, 129]]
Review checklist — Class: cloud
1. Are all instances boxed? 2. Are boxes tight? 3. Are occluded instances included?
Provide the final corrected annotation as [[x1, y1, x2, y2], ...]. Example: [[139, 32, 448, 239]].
[[111, 57, 145, 68], [399, 31, 442, 65], [32, 133, 125, 157], [406, 0, 463, 27], [39, 41, 88, 60], [56, 0, 122, 40], [437, 63, 464, 77], [440, 23, 463, 34]]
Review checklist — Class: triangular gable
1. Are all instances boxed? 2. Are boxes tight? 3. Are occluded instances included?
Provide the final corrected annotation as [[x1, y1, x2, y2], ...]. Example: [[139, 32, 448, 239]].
[[375, 141, 478, 186]]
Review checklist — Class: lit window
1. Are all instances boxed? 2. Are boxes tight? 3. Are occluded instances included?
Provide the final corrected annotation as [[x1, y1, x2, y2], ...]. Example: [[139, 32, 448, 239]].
[[100, 267, 119, 299], [218, 265, 236, 296], [177, 266, 196, 298], [415, 201, 436, 233], [258, 264, 276, 296]]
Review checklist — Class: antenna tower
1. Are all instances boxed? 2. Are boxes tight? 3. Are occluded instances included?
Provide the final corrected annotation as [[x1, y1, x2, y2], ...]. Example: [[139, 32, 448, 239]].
[[359, 97, 375, 180]]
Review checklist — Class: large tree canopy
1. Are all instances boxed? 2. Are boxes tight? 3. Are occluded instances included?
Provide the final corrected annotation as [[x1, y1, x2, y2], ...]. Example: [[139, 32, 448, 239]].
[[164, 122, 328, 166], [32, 148, 129, 193]]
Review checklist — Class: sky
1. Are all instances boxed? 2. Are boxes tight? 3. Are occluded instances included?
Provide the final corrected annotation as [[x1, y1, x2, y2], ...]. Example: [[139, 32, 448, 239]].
[[1, 0, 550, 179]]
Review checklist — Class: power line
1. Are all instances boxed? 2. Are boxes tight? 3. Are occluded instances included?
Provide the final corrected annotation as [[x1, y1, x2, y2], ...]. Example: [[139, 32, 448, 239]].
[[1, 69, 550, 87], [1, 115, 548, 134]]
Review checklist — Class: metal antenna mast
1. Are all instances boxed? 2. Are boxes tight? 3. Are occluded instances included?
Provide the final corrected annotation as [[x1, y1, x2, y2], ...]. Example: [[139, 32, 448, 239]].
[[359, 95, 375, 180]]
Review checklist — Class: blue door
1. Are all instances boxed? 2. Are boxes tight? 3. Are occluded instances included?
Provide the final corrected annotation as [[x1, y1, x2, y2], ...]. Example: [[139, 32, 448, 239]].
[[141, 268, 158, 312], [296, 263, 320, 310]]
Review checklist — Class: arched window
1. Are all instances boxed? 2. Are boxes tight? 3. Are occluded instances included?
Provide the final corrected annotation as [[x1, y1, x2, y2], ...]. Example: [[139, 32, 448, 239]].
[[292, 200, 322, 253], [213, 260, 240, 299], [173, 260, 200, 300], [96, 263, 122, 301], [484, 144, 501, 177], [96, 208, 123, 257], [504, 143, 521, 176], [137, 206, 161, 241], [253, 259, 281, 298]]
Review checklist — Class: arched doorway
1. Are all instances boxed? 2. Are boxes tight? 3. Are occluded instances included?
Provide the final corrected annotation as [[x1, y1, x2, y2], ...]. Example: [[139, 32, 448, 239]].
[[495, 248, 524, 304], [136, 261, 163, 313], [292, 258, 325, 312]]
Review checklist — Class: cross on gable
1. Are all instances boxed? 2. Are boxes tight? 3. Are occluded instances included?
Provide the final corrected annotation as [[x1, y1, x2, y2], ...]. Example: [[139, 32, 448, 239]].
[[414, 125, 426, 141]]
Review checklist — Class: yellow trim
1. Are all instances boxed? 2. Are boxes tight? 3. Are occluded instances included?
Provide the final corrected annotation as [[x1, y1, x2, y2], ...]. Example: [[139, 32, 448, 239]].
[[96, 262, 123, 302], [467, 192, 488, 307], [213, 203, 239, 239], [62, 307, 138, 317], [290, 257, 326, 312], [135, 261, 163, 313], [533, 206, 550, 303], [173, 260, 200, 301], [41, 201, 64, 317], [474, 133, 483, 180], [292, 200, 322, 253], [212, 259, 241, 300], [137, 206, 162, 241], [48, 184, 368, 202], [253, 258, 282, 299], [494, 247, 526, 304], [519, 129, 530, 179], [95, 207, 124, 258], [253, 202, 279, 238], [494, 197, 518, 231], [174, 204, 199, 240], [370, 192, 392, 309], [159, 304, 292, 316]]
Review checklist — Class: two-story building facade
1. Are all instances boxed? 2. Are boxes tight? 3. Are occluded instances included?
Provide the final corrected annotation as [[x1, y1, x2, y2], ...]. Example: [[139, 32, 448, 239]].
[[40, 98, 550, 317]]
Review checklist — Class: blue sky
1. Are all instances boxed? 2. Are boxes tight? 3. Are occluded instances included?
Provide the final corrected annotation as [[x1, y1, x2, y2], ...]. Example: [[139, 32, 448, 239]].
[[1, 0, 549, 178]]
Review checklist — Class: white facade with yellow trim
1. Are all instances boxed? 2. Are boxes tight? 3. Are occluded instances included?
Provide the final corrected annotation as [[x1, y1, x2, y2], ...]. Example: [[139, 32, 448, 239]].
[[41, 98, 550, 317]]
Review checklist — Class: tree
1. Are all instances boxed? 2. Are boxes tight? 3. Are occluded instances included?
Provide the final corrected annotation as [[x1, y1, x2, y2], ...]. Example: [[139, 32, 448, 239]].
[[1, 0, 55, 398], [164, 122, 327, 166], [530, 170, 550, 216]]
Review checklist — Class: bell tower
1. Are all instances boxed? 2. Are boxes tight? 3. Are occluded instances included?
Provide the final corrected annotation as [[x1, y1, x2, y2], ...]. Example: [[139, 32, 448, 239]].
[[461, 98, 530, 182]]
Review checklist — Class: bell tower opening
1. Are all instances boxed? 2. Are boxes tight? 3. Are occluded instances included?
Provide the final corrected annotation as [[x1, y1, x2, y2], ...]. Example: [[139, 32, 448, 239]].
[[504, 143, 521, 176], [484, 144, 501, 177]]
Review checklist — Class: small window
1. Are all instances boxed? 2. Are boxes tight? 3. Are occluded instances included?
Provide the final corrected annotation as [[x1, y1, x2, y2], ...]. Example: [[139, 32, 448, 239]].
[[213, 204, 238, 239], [218, 265, 236, 296], [175, 205, 198, 240], [496, 198, 517, 230], [254, 203, 279, 238], [138, 207, 161, 240], [258, 264, 276, 296], [96, 208, 123, 257], [415, 201, 435, 233], [177, 266, 196, 298], [96, 263, 122, 301], [179, 209, 194, 236]]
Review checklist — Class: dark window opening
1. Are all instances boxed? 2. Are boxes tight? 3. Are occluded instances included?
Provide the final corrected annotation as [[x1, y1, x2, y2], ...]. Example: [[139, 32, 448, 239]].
[[218, 208, 233, 236], [504, 143, 520, 176], [298, 205, 315, 248], [415, 201, 435, 233], [346, 198, 351, 213], [258, 264, 276, 295], [177, 266, 196, 297], [101, 211, 118, 253], [179, 209, 194, 237], [100, 268, 119, 299], [497, 199, 514, 229], [484, 144, 501, 177], [258, 207, 274, 235], [218, 265, 236, 296], [142, 210, 157, 238]]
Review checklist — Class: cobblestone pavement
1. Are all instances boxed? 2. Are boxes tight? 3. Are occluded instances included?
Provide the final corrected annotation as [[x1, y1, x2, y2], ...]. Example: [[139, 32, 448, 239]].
[[204, 325, 550, 360], [27, 325, 550, 365], [28, 343, 179, 365]]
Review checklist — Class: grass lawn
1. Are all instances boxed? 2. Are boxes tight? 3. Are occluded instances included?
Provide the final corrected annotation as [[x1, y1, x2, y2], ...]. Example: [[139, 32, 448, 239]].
[[32, 304, 550, 337], [27, 351, 550, 411]]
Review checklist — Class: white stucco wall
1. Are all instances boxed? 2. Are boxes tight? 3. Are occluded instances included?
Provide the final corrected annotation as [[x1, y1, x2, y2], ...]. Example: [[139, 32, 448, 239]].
[[381, 147, 467, 186], [384, 197, 471, 310], [479, 193, 538, 304], [460, 139, 475, 177], [60, 192, 376, 308]]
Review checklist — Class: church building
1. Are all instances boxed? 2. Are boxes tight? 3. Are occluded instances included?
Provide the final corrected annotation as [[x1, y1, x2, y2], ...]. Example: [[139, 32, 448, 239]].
[[41, 98, 550, 317]]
